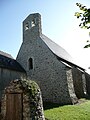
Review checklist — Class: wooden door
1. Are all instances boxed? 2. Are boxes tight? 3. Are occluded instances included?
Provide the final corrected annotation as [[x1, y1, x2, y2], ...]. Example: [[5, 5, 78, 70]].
[[6, 93, 23, 120]]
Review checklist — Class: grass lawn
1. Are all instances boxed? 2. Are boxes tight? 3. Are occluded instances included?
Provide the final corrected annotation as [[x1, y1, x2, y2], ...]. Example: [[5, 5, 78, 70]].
[[44, 99, 90, 120]]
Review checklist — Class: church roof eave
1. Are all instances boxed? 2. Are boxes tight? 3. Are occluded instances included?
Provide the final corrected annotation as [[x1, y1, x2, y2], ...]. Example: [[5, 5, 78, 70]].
[[0, 51, 26, 73], [41, 34, 85, 71]]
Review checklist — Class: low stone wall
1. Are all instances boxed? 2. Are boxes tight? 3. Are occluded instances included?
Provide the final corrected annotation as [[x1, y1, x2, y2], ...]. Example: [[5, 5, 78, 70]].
[[1, 79, 45, 120]]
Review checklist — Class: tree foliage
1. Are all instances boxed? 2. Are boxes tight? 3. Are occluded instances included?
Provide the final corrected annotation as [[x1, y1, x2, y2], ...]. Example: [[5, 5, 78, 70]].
[[75, 3, 90, 48]]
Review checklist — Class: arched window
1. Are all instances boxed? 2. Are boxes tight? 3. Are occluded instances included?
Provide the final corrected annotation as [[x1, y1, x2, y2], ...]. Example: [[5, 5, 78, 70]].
[[29, 58, 33, 70]]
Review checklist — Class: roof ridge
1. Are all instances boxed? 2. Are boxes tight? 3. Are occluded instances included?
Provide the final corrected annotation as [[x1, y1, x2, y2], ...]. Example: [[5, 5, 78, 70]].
[[0, 51, 13, 59]]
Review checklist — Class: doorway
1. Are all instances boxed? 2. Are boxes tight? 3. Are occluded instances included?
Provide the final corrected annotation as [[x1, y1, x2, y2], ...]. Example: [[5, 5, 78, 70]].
[[6, 93, 23, 120]]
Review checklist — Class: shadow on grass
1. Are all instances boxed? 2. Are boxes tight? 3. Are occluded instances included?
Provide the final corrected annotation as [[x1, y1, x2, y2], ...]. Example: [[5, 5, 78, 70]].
[[43, 102, 62, 110], [85, 94, 90, 100]]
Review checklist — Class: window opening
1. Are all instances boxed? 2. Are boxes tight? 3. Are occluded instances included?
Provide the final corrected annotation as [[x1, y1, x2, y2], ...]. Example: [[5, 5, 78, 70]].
[[29, 58, 33, 70], [31, 19, 36, 27], [25, 22, 29, 30]]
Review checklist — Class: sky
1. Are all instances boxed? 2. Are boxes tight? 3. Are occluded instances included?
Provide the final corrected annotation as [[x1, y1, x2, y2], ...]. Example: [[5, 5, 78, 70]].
[[0, 0, 90, 73]]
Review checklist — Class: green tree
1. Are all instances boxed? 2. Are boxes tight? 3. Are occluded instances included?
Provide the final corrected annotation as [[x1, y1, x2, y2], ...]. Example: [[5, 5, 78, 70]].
[[75, 3, 90, 48]]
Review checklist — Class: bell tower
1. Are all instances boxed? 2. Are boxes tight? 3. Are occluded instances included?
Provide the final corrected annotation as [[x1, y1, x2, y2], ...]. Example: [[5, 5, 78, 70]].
[[23, 13, 42, 42]]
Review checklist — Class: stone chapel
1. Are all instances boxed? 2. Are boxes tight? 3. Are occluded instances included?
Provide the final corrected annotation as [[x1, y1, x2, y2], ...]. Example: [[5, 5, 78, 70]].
[[0, 13, 90, 105]]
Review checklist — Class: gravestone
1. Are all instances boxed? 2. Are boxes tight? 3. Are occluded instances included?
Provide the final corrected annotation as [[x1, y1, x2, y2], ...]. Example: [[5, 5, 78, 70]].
[[1, 78, 45, 120]]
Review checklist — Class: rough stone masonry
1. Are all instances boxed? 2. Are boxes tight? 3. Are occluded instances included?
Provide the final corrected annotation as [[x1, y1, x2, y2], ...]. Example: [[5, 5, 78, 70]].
[[1, 78, 45, 120]]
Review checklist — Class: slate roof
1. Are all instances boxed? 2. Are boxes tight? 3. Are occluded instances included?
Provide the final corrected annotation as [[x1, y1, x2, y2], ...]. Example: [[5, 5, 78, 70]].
[[0, 51, 13, 59], [41, 34, 85, 70], [0, 51, 25, 72]]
